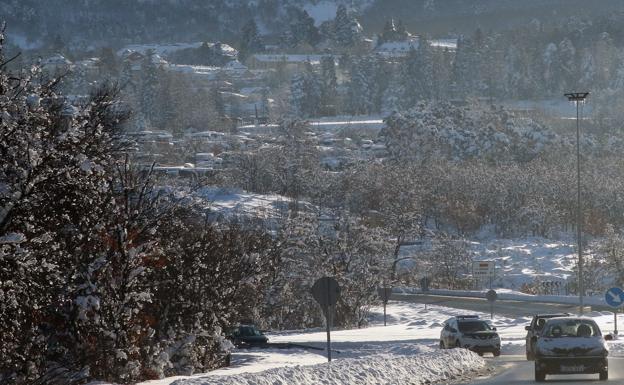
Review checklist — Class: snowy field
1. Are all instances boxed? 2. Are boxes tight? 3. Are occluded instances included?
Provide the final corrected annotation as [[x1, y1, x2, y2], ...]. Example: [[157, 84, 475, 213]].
[[197, 187, 293, 220], [138, 301, 624, 385], [400, 236, 585, 291], [471, 237, 577, 289]]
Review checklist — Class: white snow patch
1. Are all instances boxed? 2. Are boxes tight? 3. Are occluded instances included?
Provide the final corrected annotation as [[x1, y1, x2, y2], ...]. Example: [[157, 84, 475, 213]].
[[171, 348, 483, 385], [0, 232, 26, 244]]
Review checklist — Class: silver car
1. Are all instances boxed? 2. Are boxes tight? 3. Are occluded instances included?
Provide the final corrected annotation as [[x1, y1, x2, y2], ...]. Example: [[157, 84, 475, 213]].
[[440, 315, 501, 356], [534, 317, 612, 382]]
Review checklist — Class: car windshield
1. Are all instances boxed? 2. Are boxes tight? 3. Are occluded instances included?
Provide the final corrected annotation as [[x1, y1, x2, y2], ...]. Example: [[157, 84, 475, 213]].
[[458, 320, 492, 332], [542, 319, 600, 338], [239, 326, 263, 337], [535, 315, 564, 330]]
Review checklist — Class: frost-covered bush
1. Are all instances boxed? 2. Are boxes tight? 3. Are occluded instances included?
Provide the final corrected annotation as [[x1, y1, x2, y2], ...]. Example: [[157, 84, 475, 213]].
[[263, 211, 391, 330], [0, 24, 130, 383], [0, 28, 279, 384], [382, 101, 559, 163]]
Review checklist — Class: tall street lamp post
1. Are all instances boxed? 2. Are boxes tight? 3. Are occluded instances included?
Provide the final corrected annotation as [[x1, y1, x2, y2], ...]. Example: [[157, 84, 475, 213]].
[[564, 92, 589, 315]]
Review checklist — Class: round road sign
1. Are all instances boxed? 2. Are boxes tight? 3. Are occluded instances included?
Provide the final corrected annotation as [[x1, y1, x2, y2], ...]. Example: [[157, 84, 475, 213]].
[[605, 287, 624, 308], [312, 277, 341, 308]]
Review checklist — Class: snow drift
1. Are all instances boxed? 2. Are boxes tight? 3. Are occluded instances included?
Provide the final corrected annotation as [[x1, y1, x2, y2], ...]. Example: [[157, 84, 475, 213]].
[[171, 347, 485, 385]]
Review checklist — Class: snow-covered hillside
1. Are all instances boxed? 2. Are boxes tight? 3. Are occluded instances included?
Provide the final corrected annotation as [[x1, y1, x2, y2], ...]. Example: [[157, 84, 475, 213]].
[[398, 237, 583, 291]]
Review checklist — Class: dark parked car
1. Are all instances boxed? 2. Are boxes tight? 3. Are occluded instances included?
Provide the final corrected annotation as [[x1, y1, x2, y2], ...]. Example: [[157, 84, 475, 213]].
[[525, 313, 570, 360], [534, 317, 612, 382], [227, 324, 269, 347]]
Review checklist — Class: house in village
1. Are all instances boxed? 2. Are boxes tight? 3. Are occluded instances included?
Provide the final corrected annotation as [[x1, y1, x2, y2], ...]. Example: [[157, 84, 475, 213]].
[[374, 36, 457, 58]]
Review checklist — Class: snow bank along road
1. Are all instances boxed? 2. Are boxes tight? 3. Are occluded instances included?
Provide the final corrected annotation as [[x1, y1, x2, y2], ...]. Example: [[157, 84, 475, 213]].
[[173, 348, 485, 385]]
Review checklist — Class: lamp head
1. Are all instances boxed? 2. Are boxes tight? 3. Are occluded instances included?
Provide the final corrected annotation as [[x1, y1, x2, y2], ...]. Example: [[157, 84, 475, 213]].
[[564, 92, 589, 102]]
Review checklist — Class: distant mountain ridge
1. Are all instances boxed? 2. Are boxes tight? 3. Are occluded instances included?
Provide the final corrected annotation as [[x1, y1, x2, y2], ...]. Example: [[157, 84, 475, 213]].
[[2, 0, 623, 50]]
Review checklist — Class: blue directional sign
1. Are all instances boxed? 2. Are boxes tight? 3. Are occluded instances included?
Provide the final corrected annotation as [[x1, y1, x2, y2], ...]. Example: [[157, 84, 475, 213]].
[[605, 287, 624, 308]]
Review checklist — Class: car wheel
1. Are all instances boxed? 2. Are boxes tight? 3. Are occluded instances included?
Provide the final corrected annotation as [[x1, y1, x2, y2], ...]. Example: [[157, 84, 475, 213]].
[[439, 340, 445, 349], [493, 349, 501, 357], [599, 370, 608, 381], [535, 363, 546, 382], [477, 352, 484, 356]]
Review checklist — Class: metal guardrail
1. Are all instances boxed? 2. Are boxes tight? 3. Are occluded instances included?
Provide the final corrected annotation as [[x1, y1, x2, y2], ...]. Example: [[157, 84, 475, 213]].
[[392, 288, 610, 310]]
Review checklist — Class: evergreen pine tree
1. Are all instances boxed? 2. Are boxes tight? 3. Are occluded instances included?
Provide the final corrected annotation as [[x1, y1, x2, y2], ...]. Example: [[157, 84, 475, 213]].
[[399, 47, 419, 108], [98, 47, 118, 78], [333, 5, 363, 48], [290, 72, 306, 117], [451, 35, 473, 98], [415, 36, 434, 99], [289, 62, 321, 117], [140, 49, 159, 126], [320, 56, 338, 115], [381, 19, 397, 43], [346, 57, 375, 114], [558, 37, 577, 92], [579, 49, 596, 91], [283, 9, 320, 49], [239, 19, 263, 62], [395, 19, 408, 39]]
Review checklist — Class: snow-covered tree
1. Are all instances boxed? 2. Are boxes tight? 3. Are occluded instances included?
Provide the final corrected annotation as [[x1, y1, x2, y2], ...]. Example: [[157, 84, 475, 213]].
[[557, 37, 577, 91], [346, 56, 376, 115], [333, 5, 363, 48], [238, 19, 263, 62], [0, 26, 129, 381], [140, 49, 160, 126], [289, 62, 321, 117], [319, 56, 338, 115], [400, 38, 434, 107], [282, 9, 320, 49], [381, 101, 558, 164], [271, 210, 391, 329]]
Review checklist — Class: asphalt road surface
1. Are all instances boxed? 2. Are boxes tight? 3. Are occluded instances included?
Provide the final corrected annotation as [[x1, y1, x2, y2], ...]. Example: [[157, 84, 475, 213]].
[[462, 356, 624, 384], [394, 294, 622, 384], [392, 293, 607, 318]]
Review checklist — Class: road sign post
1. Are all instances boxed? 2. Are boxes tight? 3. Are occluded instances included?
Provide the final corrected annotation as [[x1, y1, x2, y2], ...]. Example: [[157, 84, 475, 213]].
[[472, 261, 495, 290], [377, 287, 392, 326], [486, 289, 497, 320], [420, 277, 430, 310], [312, 277, 341, 362], [605, 287, 624, 334]]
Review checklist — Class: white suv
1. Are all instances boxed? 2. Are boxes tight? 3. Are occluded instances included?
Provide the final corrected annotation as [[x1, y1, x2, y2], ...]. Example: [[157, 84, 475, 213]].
[[440, 315, 501, 356]]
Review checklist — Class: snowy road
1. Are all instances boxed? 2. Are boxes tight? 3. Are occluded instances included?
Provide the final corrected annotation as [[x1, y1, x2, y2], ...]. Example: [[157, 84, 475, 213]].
[[463, 356, 624, 384]]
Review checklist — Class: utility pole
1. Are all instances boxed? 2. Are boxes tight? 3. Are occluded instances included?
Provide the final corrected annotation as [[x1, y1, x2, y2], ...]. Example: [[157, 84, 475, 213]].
[[564, 92, 589, 315]]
